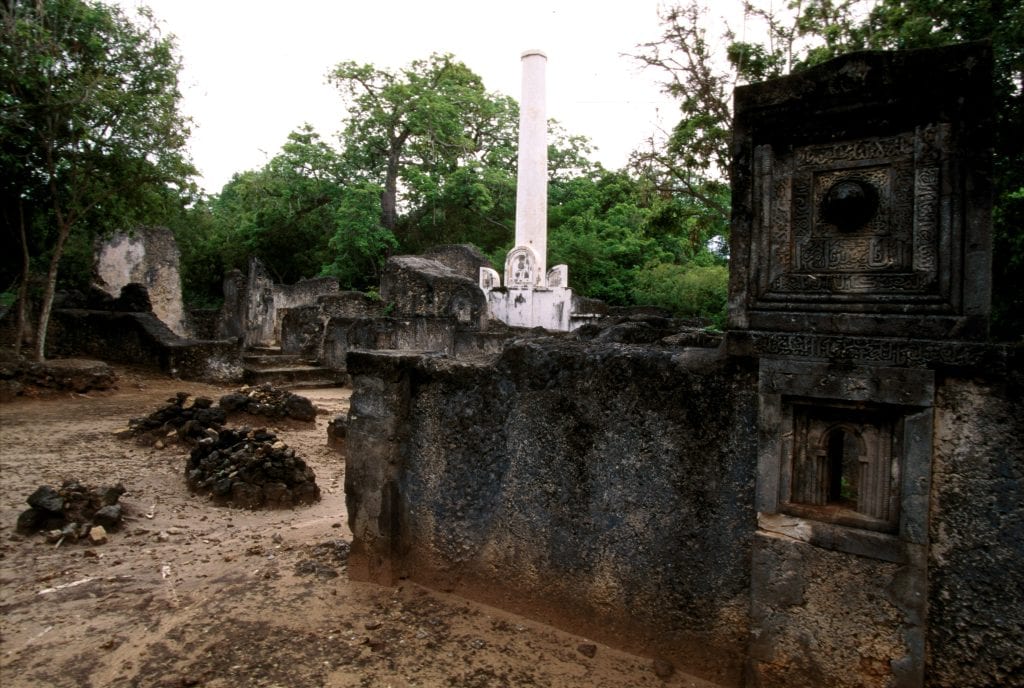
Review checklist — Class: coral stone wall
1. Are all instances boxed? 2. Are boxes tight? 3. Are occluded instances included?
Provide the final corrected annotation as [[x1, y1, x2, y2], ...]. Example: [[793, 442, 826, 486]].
[[346, 340, 759, 685], [928, 370, 1024, 687], [94, 227, 190, 337]]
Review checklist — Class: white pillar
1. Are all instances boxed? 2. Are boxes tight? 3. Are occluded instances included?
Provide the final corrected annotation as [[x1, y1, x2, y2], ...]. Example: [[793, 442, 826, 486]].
[[515, 49, 548, 280]]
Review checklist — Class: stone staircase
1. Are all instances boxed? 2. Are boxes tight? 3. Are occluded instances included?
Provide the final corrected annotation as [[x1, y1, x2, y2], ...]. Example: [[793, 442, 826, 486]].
[[242, 346, 345, 389]]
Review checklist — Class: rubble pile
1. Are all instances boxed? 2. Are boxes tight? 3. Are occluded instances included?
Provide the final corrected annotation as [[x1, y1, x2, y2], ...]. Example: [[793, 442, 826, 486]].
[[124, 392, 226, 446], [186, 427, 320, 509], [0, 355, 117, 402], [218, 384, 317, 422], [16, 480, 126, 544]]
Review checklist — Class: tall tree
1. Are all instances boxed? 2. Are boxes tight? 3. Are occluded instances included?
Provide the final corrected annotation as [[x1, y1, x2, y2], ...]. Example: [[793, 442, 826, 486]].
[[628, 1, 732, 230], [1, 0, 194, 359], [212, 126, 348, 285], [329, 53, 519, 251]]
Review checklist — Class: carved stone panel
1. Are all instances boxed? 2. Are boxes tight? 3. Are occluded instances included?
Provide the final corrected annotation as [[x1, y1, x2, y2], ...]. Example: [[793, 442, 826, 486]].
[[504, 245, 541, 288], [755, 128, 944, 304], [729, 42, 993, 339]]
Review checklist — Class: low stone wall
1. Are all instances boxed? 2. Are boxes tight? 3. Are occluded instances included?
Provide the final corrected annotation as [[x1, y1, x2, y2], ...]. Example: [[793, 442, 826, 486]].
[[47, 309, 243, 382], [420, 244, 494, 282], [381, 255, 488, 327], [322, 317, 460, 373], [280, 292, 387, 360], [241, 258, 339, 347], [344, 336, 1024, 687], [345, 339, 760, 686]]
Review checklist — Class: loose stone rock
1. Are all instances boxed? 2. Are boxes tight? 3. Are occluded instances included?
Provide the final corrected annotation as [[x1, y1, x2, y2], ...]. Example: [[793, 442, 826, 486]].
[[16, 480, 126, 539], [92, 504, 123, 528], [327, 414, 347, 449], [124, 392, 227, 447], [28, 485, 64, 513], [185, 426, 320, 509], [89, 525, 108, 545], [577, 643, 597, 658], [219, 384, 316, 422]]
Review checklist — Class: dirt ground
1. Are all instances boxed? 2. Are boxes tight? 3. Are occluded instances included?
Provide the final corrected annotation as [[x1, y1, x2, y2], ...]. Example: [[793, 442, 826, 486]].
[[0, 364, 720, 688]]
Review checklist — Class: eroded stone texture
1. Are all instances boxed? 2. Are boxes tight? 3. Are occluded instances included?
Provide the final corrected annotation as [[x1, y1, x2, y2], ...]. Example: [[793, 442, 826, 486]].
[[381, 255, 487, 326], [749, 534, 922, 688], [729, 42, 993, 339], [341, 42, 1020, 688], [729, 41, 1012, 688], [928, 372, 1024, 687], [94, 227, 191, 337], [47, 309, 242, 382], [420, 244, 494, 282], [346, 340, 759, 686], [242, 258, 339, 347], [0, 356, 116, 399]]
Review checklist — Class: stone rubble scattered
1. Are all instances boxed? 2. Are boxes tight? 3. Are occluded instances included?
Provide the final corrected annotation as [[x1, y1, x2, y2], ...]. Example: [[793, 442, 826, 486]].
[[186, 426, 320, 509], [218, 383, 317, 422], [122, 391, 226, 447], [16, 480, 126, 543], [112, 385, 324, 510]]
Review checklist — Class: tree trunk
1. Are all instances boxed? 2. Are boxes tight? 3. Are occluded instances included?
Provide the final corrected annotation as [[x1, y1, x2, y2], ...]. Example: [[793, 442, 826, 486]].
[[32, 220, 71, 362], [13, 200, 30, 354], [380, 130, 409, 233], [381, 152, 400, 232]]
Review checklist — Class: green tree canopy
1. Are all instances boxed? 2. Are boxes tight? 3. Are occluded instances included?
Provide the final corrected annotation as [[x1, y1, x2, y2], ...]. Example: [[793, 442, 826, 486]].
[[1, 0, 194, 358], [330, 53, 520, 254]]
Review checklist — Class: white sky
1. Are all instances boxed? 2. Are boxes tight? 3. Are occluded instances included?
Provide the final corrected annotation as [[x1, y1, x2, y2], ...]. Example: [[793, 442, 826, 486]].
[[113, 0, 745, 194]]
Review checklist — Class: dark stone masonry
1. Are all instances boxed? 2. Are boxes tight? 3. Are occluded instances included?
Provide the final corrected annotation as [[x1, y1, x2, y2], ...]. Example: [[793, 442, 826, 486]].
[[343, 42, 1023, 688]]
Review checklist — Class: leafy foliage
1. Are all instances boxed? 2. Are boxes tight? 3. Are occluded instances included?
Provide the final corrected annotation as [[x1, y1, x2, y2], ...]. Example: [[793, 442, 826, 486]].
[[1, 0, 194, 357], [330, 53, 520, 254]]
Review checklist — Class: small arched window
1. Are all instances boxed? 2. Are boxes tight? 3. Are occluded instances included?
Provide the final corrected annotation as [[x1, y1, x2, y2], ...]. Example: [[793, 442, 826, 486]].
[[786, 406, 899, 532]]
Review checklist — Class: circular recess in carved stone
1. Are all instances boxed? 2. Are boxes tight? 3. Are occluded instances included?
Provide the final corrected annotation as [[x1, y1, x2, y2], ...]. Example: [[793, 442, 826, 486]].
[[821, 178, 879, 231]]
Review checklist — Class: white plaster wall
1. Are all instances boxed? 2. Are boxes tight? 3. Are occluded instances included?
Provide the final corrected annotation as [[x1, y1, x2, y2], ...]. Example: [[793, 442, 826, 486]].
[[95, 228, 190, 337], [487, 287, 574, 331]]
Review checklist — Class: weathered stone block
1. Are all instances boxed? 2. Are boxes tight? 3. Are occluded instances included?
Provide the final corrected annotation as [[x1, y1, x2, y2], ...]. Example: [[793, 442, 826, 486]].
[[729, 42, 993, 339]]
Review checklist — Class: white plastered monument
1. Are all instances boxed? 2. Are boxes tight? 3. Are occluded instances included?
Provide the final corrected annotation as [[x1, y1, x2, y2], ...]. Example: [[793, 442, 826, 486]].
[[481, 49, 583, 331]]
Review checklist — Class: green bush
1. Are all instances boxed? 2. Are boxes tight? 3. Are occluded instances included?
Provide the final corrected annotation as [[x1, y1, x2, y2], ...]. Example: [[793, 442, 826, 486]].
[[632, 261, 729, 328]]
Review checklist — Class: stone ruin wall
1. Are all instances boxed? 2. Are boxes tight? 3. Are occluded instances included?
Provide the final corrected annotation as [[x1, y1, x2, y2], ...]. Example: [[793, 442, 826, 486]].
[[240, 258, 340, 348], [344, 329, 1024, 688], [927, 371, 1024, 687], [341, 42, 1024, 687], [345, 342, 760, 686], [94, 227, 190, 337], [314, 254, 504, 376]]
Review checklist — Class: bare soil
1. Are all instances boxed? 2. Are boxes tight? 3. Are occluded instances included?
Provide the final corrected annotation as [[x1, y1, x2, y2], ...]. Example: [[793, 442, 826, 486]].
[[0, 364, 719, 688]]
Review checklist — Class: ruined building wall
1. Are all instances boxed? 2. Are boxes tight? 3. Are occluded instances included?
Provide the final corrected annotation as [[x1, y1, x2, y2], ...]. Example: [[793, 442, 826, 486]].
[[242, 258, 339, 347], [342, 41, 1022, 688], [928, 370, 1024, 686], [94, 227, 190, 337], [346, 341, 760, 686]]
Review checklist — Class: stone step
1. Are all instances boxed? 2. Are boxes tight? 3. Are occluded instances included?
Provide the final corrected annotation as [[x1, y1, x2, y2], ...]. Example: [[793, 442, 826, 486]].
[[248, 345, 283, 355], [243, 353, 307, 367], [242, 365, 345, 389]]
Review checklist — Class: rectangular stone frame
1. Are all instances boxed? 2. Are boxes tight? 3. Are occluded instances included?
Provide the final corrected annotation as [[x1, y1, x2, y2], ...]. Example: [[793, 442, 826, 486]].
[[728, 42, 993, 339], [756, 359, 934, 563]]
